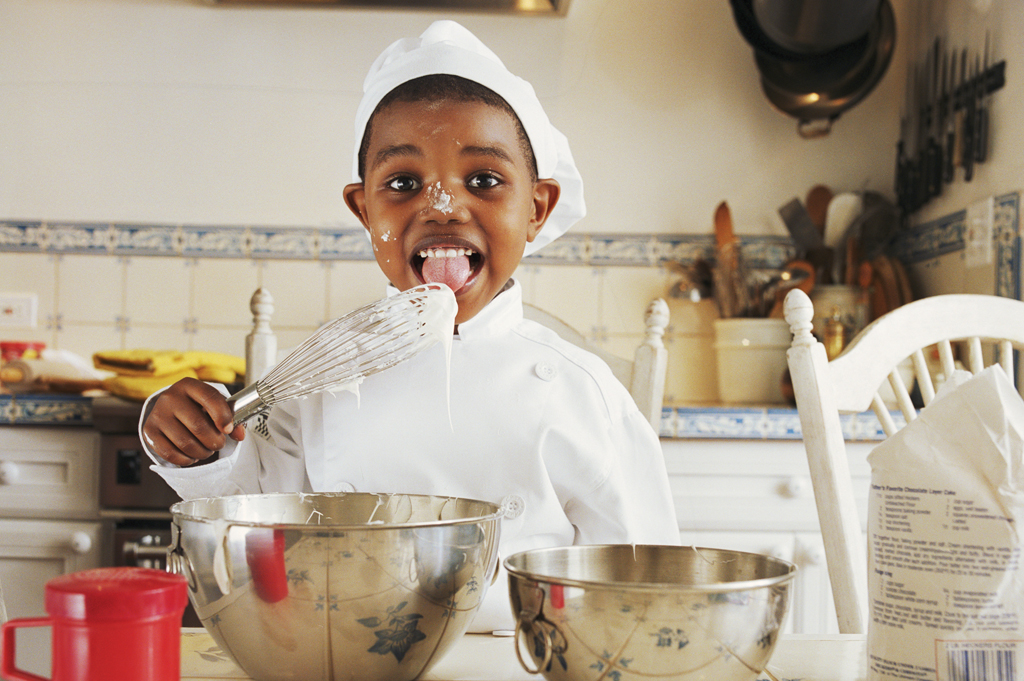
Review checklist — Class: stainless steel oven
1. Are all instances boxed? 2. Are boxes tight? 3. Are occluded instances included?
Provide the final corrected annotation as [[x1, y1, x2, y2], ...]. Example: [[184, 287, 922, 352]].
[[93, 396, 207, 627]]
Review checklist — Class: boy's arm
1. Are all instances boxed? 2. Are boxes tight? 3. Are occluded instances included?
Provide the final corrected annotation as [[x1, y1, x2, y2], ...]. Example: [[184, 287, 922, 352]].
[[557, 406, 681, 547]]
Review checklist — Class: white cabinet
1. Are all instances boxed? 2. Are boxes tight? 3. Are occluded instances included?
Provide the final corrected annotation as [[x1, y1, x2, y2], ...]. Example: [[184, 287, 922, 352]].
[[662, 438, 873, 634], [0, 426, 102, 676]]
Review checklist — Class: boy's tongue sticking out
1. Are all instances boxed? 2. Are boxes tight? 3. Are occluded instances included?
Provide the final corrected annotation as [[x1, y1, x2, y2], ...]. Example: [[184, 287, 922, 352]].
[[421, 249, 472, 292]]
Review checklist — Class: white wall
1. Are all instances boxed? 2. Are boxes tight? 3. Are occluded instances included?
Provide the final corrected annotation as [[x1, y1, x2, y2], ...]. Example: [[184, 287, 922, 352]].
[[0, 0, 912, 236]]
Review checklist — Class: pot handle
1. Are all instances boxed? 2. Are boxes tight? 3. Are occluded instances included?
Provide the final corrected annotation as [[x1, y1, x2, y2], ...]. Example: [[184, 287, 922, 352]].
[[512, 584, 567, 676], [2, 618, 52, 681], [798, 117, 834, 139], [513, 616, 552, 675]]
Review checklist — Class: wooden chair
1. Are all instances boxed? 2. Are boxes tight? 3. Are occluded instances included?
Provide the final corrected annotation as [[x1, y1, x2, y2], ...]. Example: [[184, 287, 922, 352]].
[[523, 300, 669, 431], [784, 288, 1024, 634], [243, 289, 670, 432]]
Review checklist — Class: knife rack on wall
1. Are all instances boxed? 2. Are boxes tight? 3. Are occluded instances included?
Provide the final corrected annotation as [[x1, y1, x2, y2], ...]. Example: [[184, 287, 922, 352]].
[[895, 34, 1006, 217]]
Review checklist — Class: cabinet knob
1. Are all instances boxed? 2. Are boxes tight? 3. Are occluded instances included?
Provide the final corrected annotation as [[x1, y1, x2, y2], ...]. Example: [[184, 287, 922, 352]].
[[0, 461, 19, 485], [70, 531, 92, 555], [795, 538, 825, 566], [781, 476, 809, 499]]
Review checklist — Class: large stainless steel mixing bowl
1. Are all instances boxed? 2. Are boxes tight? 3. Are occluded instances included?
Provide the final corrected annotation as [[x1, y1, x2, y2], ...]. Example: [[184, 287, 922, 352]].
[[505, 545, 796, 681], [169, 493, 502, 681]]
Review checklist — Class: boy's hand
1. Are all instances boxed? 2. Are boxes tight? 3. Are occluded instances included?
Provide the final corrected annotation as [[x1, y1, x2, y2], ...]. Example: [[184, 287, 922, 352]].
[[141, 377, 245, 466]]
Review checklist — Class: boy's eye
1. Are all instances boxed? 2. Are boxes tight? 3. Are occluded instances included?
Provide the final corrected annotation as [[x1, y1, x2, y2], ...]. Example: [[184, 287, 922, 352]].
[[386, 176, 420, 192], [467, 173, 501, 190]]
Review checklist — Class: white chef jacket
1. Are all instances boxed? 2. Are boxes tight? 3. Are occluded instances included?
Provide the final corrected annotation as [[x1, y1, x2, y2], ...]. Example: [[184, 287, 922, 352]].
[[140, 279, 680, 631]]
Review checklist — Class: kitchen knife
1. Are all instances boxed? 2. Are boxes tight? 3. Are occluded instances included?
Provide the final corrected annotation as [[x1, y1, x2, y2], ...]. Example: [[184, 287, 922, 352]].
[[926, 39, 942, 198], [975, 34, 989, 165], [943, 47, 956, 184], [962, 48, 975, 182]]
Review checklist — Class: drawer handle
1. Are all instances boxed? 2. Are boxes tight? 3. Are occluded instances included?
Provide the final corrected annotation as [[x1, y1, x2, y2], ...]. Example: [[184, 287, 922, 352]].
[[69, 531, 92, 555], [0, 461, 19, 485], [781, 476, 809, 499]]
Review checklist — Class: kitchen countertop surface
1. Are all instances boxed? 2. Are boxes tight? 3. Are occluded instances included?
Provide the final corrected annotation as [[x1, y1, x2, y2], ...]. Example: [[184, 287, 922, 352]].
[[0, 393, 895, 441], [178, 628, 868, 680]]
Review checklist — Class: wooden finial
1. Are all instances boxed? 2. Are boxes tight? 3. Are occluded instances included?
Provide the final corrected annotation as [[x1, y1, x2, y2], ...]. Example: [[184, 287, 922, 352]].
[[246, 288, 277, 386], [784, 288, 816, 346], [643, 298, 669, 349]]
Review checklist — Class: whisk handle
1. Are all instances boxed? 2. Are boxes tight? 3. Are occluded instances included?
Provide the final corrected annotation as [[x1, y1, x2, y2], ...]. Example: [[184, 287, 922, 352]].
[[228, 383, 268, 426]]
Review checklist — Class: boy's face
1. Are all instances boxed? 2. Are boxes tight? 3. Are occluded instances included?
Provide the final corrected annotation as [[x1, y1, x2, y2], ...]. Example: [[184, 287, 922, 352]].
[[344, 99, 559, 325]]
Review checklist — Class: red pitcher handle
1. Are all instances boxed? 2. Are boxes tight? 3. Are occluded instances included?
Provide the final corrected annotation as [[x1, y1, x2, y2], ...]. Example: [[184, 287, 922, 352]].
[[2, 617, 52, 681]]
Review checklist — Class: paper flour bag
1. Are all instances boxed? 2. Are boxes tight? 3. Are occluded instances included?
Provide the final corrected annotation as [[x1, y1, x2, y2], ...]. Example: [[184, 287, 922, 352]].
[[867, 366, 1024, 681]]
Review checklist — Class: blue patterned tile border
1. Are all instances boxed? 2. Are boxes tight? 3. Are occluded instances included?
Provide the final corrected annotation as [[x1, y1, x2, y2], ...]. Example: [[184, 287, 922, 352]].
[[1, 194, 1016, 273], [0, 395, 93, 425], [46, 222, 114, 254], [181, 226, 248, 258], [893, 191, 1020, 299], [661, 405, 902, 441], [0, 221, 796, 268], [319, 229, 376, 261], [249, 227, 318, 260]]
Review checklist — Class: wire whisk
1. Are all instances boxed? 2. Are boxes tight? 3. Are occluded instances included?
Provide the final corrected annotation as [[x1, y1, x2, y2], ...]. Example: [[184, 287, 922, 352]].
[[229, 283, 456, 425]]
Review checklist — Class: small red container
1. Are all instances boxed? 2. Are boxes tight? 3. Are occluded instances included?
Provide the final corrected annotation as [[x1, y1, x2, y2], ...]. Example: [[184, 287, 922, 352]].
[[0, 342, 45, 362], [1, 567, 187, 681]]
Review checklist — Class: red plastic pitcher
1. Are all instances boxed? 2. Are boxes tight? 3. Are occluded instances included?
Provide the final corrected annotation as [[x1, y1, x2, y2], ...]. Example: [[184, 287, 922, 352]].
[[1, 567, 187, 681]]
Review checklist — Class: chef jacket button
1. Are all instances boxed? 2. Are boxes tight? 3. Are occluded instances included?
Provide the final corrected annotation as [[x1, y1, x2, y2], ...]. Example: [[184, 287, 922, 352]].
[[534, 362, 557, 381], [501, 494, 525, 519]]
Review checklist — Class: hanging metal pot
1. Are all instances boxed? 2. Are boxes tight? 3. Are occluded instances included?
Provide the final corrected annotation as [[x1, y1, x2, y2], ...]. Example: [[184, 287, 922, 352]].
[[730, 0, 896, 138]]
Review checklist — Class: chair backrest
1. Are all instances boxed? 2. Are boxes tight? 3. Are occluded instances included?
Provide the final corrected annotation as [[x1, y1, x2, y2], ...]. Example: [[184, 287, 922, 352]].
[[244, 289, 669, 432], [784, 288, 1024, 634], [523, 299, 669, 431]]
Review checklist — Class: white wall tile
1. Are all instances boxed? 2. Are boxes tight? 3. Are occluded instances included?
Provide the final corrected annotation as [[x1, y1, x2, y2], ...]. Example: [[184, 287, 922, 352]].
[[527, 266, 602, 338], [0, 253, 57, 345], [193, 258, 260, 328], [596, 334, 646, 365], [664, 334, 719, 405], [124, 257, 191, 325], [55, 323, 123, 358], [260, 260, 328, 328], [327, 261, 389, 319], [57, 256, 124, 324], [192, 327, 250, 359], [600, 266, 672, 335], [274, 327, 322, 354], [124, 323, 194, 354]]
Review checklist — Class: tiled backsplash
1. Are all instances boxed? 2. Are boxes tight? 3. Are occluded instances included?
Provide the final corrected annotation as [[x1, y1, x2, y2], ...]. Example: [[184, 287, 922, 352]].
[[0, 191, 1018, 404]]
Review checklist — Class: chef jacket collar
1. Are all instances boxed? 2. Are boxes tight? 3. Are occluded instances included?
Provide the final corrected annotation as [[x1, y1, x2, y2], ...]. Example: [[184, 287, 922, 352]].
[[385, 279, 523, 341]]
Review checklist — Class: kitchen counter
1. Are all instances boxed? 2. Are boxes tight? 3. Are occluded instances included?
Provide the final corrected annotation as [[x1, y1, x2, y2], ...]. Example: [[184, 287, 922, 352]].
[[0, 394, 893, 441], [178, 628, 868, 680]]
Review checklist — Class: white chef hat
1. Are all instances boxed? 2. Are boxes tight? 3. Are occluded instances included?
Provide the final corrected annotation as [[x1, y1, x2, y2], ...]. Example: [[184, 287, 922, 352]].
[[353, 20, 585, 256]]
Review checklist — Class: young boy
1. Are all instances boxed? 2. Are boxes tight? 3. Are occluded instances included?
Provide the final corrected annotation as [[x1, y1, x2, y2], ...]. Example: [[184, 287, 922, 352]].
[[140, 20, 679, 631]]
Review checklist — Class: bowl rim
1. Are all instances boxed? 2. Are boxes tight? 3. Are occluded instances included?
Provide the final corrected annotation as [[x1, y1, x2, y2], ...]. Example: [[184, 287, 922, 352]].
[[170, 491, 505, 529], [503, 544, 798, 593]]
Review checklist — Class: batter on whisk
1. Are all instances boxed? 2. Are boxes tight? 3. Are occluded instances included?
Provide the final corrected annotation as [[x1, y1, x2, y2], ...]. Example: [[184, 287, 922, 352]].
[[138, 20, 679, 632]]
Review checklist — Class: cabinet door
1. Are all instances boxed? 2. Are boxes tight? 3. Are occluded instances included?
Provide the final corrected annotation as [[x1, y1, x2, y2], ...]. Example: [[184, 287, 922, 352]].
[[0, 427, 99, 519], [0, 519, 102, 677]]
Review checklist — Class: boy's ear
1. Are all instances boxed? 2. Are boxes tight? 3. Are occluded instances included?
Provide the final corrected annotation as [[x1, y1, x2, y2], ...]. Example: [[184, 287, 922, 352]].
[[526, 179, 561, 243], [343, 183, 371, 230]]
